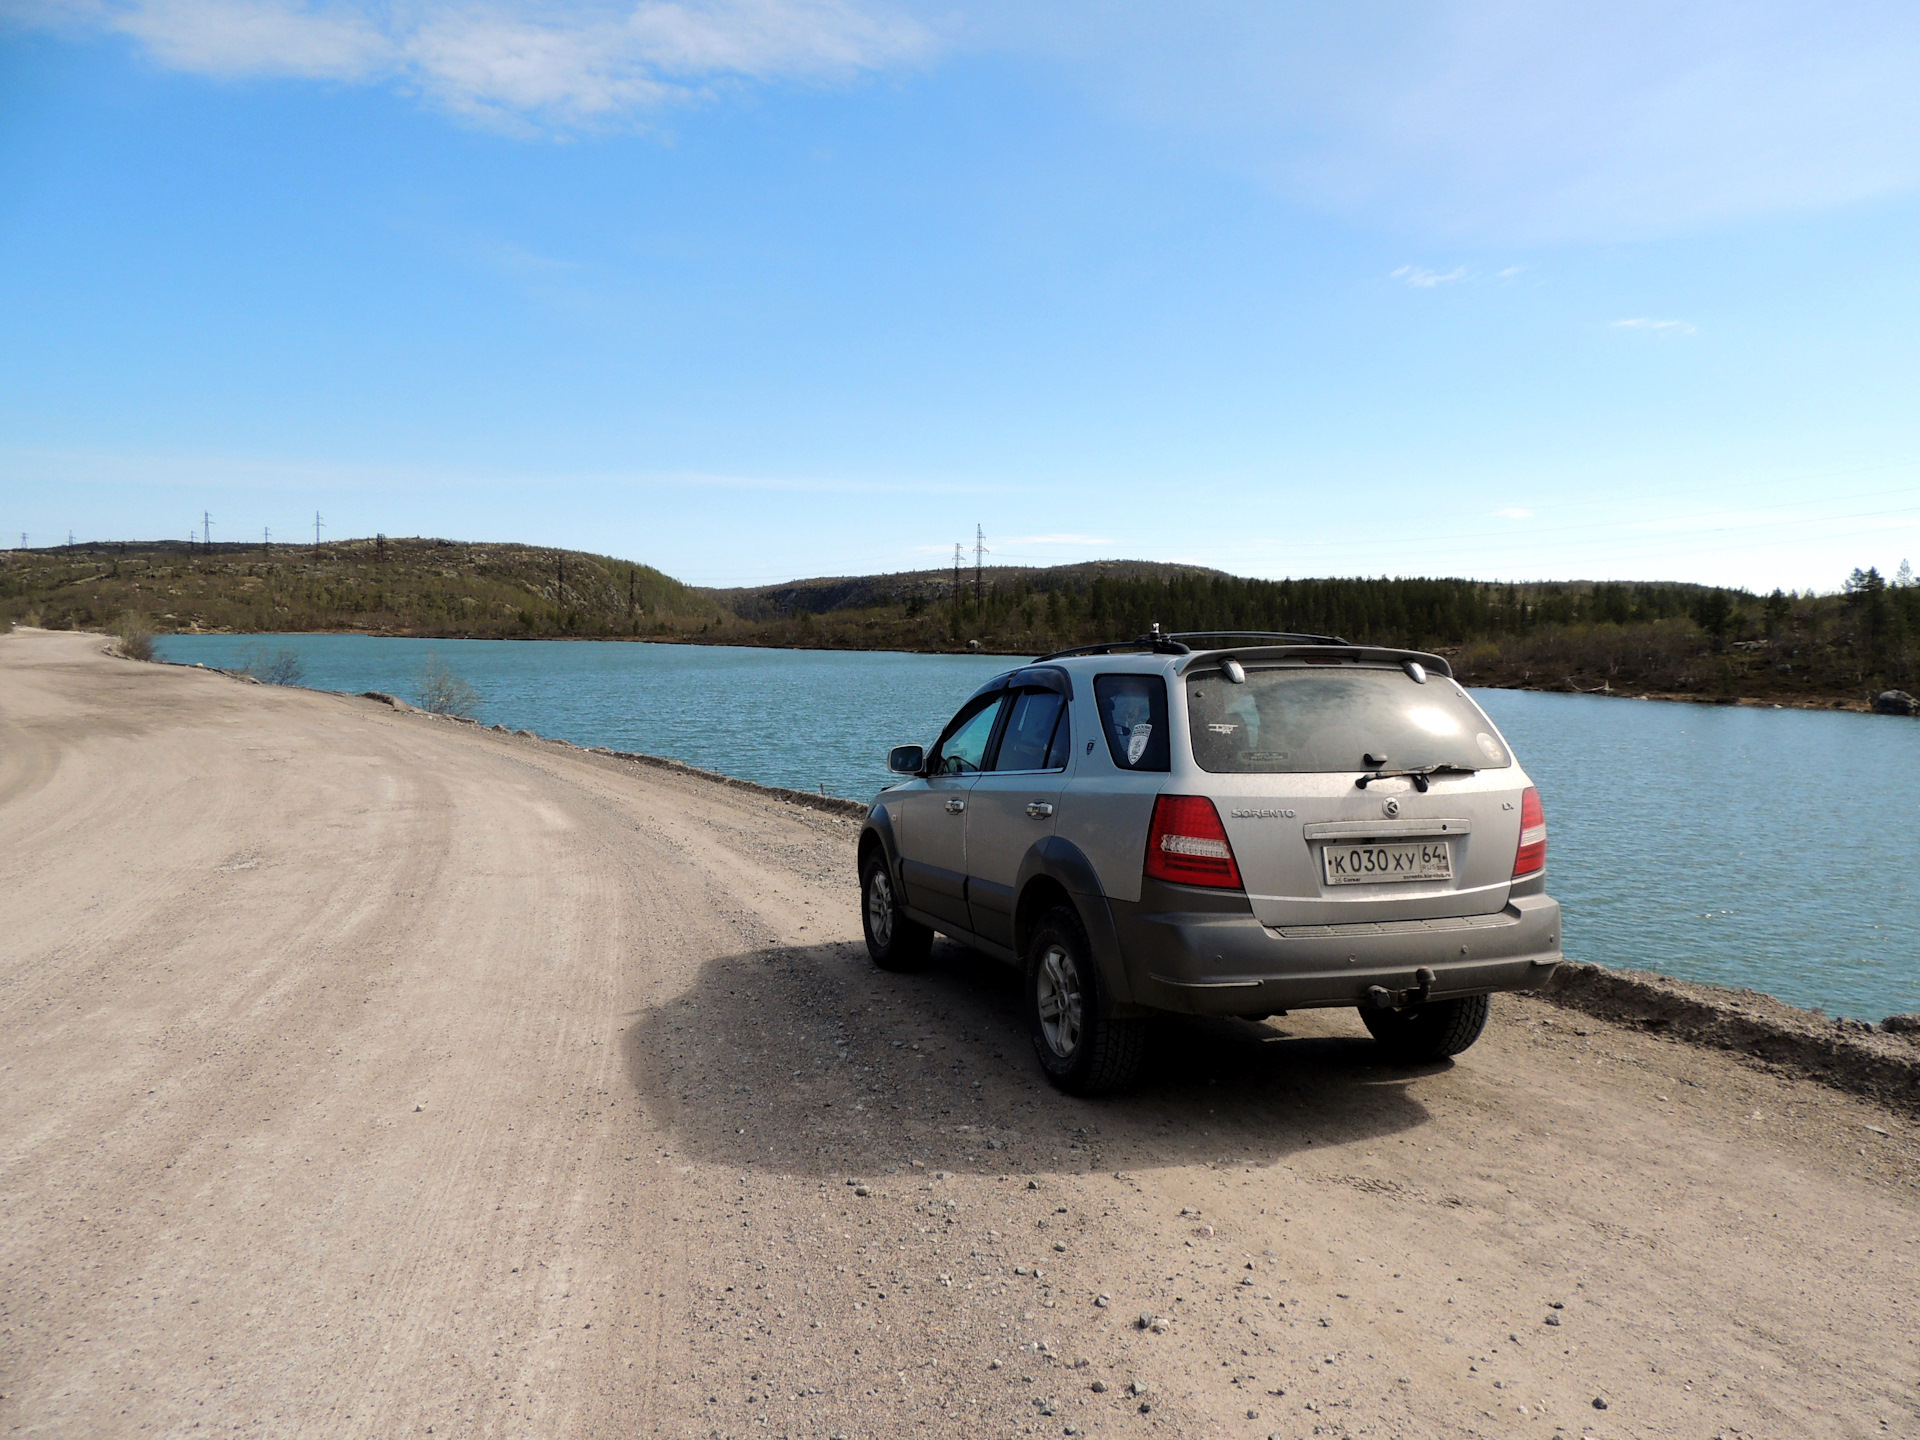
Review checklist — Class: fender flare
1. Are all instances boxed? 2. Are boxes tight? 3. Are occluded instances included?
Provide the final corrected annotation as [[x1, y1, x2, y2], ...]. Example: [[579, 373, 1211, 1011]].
[[860, 805, 901, 884], [1015, 835, 1138, 1009]]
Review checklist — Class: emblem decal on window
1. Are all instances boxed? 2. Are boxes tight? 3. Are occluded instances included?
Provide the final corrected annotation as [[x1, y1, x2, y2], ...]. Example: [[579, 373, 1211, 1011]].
[[1126, 723, 1153, 766]]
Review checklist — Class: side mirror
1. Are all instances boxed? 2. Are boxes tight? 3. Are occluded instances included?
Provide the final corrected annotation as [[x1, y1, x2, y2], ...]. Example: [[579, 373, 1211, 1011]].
[[887, 744, 926, 775]]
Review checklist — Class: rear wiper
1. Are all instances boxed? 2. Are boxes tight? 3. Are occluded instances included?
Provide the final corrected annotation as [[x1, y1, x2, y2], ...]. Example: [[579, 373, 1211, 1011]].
[[1354, 763, 1478, 792]]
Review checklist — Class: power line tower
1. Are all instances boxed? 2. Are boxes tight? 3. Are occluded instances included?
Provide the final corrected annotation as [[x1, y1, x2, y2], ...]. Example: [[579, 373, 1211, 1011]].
[[952, 543, 963, 604], [313, 511, 324, 556], [263, 526, 271, 554], [974, 524, 988, 605], [203, 511, 212, 554]]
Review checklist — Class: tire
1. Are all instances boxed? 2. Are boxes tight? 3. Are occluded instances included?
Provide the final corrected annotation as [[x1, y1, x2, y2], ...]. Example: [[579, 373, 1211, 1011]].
[[1360, 992, 1491, 1062], [861, 852, 932, 972], [1025, 905, 1147, 1096]]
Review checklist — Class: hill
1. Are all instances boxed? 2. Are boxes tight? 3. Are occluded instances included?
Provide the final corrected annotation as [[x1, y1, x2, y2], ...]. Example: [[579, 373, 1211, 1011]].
[[0, 537, 724, 640], [708, 559, 1226, 622]]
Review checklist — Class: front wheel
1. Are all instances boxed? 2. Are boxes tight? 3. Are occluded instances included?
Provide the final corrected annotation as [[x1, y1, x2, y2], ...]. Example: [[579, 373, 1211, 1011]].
[[861, 853, 932, 972], [1025, 906, 1146, 1096], [1360, 993, 1491, 1062]]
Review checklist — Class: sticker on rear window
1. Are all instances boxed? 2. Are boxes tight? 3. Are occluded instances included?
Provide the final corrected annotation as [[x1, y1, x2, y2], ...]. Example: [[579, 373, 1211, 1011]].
[[1476, 732, 1507, 763], [1126, 723, 1153, 766]]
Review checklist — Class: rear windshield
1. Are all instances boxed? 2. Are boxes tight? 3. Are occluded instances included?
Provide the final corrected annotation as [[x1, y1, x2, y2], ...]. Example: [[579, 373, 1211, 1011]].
[[1185, 665, 1511, 774]]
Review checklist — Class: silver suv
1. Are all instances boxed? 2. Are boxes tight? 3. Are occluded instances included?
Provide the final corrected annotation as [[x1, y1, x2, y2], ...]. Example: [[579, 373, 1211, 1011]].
[[858, 630, 1561, 1094]]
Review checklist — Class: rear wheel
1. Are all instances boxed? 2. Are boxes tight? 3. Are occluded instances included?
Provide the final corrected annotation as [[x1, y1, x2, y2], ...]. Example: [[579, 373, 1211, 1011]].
[[1025, 905, 1146, 1095], [861, 853, 931, 972], [1360, 993, 1491, 1062]]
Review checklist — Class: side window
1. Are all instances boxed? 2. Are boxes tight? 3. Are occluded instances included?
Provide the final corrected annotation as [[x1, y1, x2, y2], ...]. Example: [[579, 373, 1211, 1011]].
[[991, 689, 1068, 772], [1093, 673, 1170, 772], [931, 696, 1006, 776]]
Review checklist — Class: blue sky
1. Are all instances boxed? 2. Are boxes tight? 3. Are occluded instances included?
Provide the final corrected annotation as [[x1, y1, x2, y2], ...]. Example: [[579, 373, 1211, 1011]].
[[3, 1, 1918, 590]]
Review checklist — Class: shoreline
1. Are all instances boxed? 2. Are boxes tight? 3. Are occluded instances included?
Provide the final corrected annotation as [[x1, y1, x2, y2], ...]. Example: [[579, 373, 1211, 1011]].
[[151, 625, 1916, 714]]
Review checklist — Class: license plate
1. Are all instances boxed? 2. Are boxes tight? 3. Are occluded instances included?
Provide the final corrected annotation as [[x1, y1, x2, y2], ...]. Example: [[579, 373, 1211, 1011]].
[[1322, 839, 1452, 886]]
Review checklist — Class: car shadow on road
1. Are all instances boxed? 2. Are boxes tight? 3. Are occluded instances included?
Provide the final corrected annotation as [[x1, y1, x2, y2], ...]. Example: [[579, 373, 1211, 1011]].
[[621, 936, 1448, 1181]]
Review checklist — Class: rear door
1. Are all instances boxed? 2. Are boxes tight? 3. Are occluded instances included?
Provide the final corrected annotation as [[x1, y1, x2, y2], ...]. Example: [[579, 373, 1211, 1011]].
[[1181, 662, 1525, 927], [964, 686, 1073, 948], [894, 692, 1005, 930]]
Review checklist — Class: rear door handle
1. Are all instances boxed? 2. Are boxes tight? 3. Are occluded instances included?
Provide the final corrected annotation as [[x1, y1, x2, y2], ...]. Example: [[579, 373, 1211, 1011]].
[[1025, 801, 1054, 818], [946, 798, 966, 813]]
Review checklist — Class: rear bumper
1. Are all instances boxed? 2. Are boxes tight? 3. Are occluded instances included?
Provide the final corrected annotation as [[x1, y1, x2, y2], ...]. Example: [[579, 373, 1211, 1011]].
[[1114, 891, 1562, 1015]]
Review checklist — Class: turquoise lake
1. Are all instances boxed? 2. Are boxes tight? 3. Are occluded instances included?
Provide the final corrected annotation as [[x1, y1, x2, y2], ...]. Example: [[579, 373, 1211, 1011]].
[[158, 633, 1920, 1022]]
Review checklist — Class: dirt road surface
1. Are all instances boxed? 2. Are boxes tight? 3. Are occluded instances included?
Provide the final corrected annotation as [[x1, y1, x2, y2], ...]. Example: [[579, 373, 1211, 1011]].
[[2, 629, 1916, 1439]]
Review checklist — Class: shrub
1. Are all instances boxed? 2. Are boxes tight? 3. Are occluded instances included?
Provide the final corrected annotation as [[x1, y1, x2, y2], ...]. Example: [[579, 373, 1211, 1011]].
[[262, 650, 306, 686], [112, 611, 156, 661], [236, 646, 307, 686], [415, 653, 480, 717]]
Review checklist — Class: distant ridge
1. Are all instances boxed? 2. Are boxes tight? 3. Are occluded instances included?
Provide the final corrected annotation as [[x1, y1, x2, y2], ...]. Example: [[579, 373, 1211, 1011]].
[[705, 559, 1227, 620]]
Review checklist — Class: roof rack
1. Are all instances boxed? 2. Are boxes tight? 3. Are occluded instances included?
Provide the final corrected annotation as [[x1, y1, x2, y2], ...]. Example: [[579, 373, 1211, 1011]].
[[1034, 624, 1351, 663], [1034, 623, 1189, 662], [1168, 629, 1351, 647]]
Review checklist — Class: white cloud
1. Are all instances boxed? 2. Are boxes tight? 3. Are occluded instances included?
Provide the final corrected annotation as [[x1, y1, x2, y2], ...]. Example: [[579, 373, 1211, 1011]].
[[1390, 264, 1467, 287], [110, 0, 387, 77], [10, 0, 934, 126], [959, 0, 1920, 242], [1612, 317, 1698, 336], [1492, 507, 1534, 519], [14, 0, 1920, 240]]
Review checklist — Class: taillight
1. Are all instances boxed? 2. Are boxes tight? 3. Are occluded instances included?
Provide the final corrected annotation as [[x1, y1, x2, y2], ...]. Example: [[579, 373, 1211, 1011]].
[[1512, 786, 1546, 878], [1144, 795, 1243, 889]]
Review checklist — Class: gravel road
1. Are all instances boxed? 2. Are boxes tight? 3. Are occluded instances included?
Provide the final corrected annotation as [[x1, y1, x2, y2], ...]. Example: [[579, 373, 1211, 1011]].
[[2, 629, 1916, 1439]]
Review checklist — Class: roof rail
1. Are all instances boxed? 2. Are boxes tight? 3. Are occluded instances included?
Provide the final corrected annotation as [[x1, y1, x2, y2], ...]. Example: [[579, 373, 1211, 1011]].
[[1034, 626, 1354, 662], [1168, 629, 1351, 647]]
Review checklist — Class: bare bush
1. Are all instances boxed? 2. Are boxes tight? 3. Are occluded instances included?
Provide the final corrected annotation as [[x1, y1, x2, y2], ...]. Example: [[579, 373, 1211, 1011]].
[[111, 612, 156, 661], [236, 646, 307, 686], [415, 654, 481, 717]]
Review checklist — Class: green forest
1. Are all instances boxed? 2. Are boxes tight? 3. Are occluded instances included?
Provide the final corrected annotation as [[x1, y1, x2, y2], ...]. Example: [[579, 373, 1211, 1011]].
[[4, 539, 1916, 708]]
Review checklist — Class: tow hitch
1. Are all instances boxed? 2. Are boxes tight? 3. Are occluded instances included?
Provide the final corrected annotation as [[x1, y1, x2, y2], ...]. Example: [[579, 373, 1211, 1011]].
[[1366, 966, 1436, 1010]]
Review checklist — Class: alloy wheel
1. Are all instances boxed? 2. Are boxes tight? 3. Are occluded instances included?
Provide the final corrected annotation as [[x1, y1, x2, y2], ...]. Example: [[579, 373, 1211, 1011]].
[[1035, 943, 1083, 1057], [866, 869, 895, 948]]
